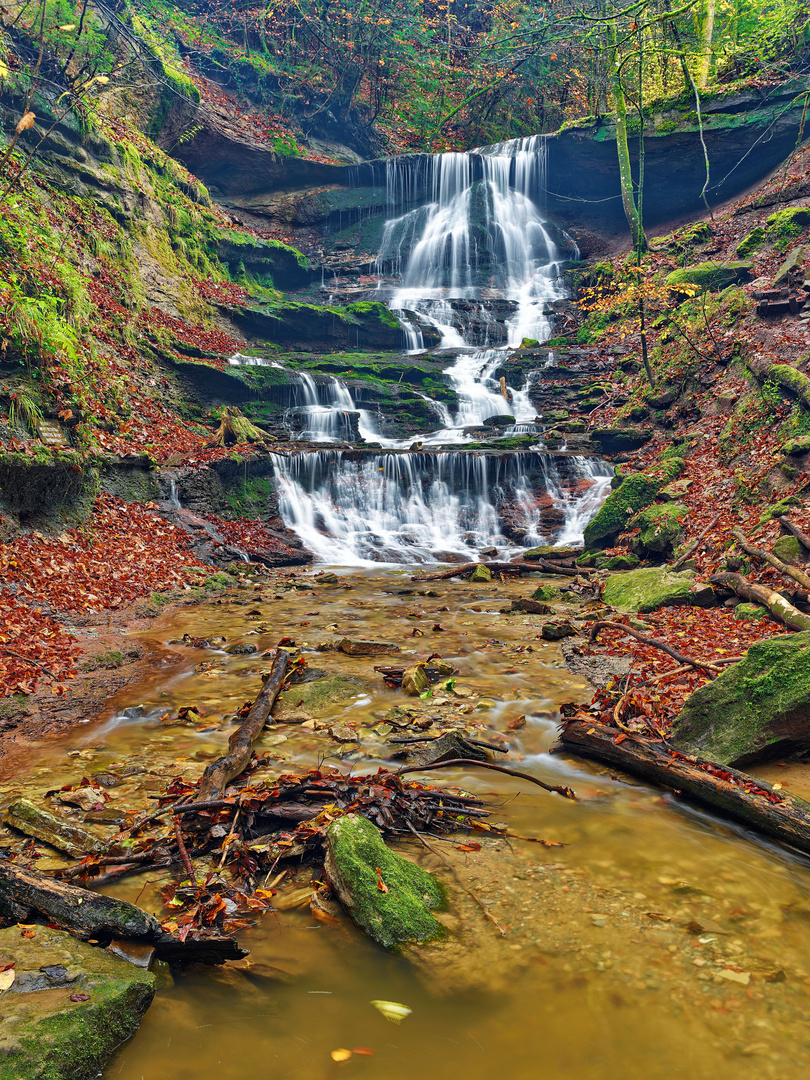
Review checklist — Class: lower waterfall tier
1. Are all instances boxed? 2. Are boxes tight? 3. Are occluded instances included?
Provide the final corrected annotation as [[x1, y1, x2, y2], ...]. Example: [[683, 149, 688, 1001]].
[[271, 450, 612, 565]]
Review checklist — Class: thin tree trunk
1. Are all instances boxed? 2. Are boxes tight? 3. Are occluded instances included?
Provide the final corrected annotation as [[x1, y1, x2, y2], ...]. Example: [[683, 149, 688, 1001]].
[[607, 15, 647, 252], [697, 0, 717, 87]]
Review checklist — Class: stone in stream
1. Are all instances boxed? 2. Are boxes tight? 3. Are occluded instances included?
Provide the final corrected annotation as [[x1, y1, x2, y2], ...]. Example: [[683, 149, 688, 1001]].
[[469, 564, 492, 583], [511, 598, 553, 614], [0, 924, 155, 1079], [671, 631, 810, 766], [405, 731, 489, 767], [324, 814, 444, 948], [337, 638, 401, 656], [4, 799, 105, 858], [540, 620, 577, 641]]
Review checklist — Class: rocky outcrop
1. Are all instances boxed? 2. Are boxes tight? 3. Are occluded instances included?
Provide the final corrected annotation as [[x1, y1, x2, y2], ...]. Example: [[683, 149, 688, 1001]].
[[602, 566, 698, 612]]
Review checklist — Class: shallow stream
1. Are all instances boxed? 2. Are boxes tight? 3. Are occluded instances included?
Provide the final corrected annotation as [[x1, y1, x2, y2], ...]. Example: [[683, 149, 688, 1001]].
[[5, 570, 810, 1079]]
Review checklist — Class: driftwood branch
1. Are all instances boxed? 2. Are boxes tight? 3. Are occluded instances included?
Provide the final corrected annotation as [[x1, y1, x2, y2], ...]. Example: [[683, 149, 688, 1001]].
[[395, 758, 577, 799], [779, 516, 810, 553], [589, 619, 722, 675], [671, 514, 719, 570], [197, 649, 289, 801], [732, 528, 810, 592], [709, 571, 810, 631], [412, 559, 593, 582], [559, 721, 810, 857]]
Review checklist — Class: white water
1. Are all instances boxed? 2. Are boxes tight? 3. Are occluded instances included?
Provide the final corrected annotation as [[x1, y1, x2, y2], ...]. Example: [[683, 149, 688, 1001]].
[[272, 450, 613, 566], [267, 138, 611, 563]]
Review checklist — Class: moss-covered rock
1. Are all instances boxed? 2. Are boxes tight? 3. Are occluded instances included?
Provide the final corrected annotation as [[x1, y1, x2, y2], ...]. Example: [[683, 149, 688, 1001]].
[[736, 227, 766, 257], [590, 427, 652, 454], [469, 564, 492, 582], [671, 632, 810, 765], [773, 245, 808, 287], [629, 503, 688, 560], [772, 535, 804, 564], [666, 261, 753, 295], [532, 584, 562, 602], [324, 814, 444, 948], [603, 553, 641, 570], [734, 602, 769, 621], [583, 459, 684, 549], [782, 435, 810, 455], [602, 567, 696, 613], [0, 925, 155, 1080], [523, 544, 581, 560]]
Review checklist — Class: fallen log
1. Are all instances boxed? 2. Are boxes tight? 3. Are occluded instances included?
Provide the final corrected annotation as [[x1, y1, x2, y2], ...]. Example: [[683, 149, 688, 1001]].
[[558, 720, 810, 857], [197, 648, 289, 801], [412, 559, 592, 582], [589, 620, 722, 675], [732, 528, 810, 592], [0, 863, 247, 964], [708, 571, 810, 631], [396, 757, 577, 799], [779, 516, 810, 554]]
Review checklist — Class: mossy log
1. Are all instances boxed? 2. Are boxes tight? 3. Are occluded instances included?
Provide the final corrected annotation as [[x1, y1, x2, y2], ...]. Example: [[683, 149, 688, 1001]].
[[709, 571, 810, 631], [197, 648, 289, 801], [558, 721, 810, 856], [732, 528, 810, 591], [746, 358, 810, 411]]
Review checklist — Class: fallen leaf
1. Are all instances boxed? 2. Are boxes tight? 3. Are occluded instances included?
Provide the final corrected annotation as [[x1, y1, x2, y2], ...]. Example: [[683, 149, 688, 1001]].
[[0, 969, 14, 991], [370, 999, 411, 1024], [330, 1049, 352, 1062]]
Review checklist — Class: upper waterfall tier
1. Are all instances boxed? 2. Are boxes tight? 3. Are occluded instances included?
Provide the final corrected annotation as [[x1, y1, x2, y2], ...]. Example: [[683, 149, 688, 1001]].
[[374, 138, 577, 349]]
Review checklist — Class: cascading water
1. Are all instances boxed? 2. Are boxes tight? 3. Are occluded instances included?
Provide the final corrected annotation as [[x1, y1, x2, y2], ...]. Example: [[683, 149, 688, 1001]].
[[272, 450, 612, 566], [284, 373, 381, 444], [269, 137, 611, 563]]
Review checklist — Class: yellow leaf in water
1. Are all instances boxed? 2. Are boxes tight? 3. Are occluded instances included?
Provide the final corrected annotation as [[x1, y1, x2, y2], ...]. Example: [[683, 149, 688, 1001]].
[[330, 1049, 352, 1062], [370, 999, 411, 1024], [0, 969, 15, 991]]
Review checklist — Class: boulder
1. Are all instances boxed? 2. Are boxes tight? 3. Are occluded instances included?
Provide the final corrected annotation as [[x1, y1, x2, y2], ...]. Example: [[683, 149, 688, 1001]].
[[540, 620, 577, 640], [734, 603, 768, 621], [773, 245, 808, 287], [629, 503, 688, 560], [469, 564, 492, 583], [602, 567, 696, 613], [324, 814, 444, 948], [406, 732, 488, 767], [523, 544, 581, 560], [0, 925, 154, 1080], [482, 415, 515, 427], [671, 632, 810, 765], [772, 535, 804, 564], [590, 426, 652, 454], [532, 585, 562, 602], [666, 261, 753, 295], [583, 458, 684, 548], [782, 435, 810, 455]]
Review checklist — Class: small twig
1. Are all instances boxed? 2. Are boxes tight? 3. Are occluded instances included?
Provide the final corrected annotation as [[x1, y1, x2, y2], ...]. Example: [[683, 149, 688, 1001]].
[[388, 735, 509, 753], [173, 816, 195, 883], [670, 514, 720, 570], [0, 648, 59, 679], [217, 807, 241, 870], [406, 822, 506, 936], [395, 759, 577, 799]]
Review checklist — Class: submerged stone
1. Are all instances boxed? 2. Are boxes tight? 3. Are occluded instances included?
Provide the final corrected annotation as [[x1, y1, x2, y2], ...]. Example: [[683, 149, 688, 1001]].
[[671, 632, 810, 765], [0, 925, 155, 1080], [324, 814, 444, 948], [602, 567, 696, 613], [4, 799, 105, 858]]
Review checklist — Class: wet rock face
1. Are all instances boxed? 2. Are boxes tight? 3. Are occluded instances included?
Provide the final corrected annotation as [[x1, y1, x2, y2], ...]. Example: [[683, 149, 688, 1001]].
[[0, 925, 155, 1080]]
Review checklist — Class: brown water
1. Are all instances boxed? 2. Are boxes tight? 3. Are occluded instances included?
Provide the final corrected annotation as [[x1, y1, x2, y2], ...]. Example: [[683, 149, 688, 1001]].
[[6, 568, 810, 1080]]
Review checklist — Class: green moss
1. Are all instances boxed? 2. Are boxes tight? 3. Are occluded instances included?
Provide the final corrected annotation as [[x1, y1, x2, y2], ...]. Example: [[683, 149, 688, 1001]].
[[532, 585, 562, 602], [734, 603, 769, 621], [278, 674, 369, 715], [772, 535, 804, 564], [629, 502, 688, 559], [583, 459, 683, 549], [326, 814, 444, 948], [766, 206, 810, 251], [666, 261, 753, 295], [672, 632, 810, 764], [602, 567, 696, 613], [736, 227, 766, 256], [345, 301, 400, 328]]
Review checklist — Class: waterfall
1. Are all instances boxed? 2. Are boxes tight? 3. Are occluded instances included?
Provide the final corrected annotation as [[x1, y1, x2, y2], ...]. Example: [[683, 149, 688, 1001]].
[[265, 139, 611, 564], [271, 450, 613, 566], [284, 373, 380, 443]]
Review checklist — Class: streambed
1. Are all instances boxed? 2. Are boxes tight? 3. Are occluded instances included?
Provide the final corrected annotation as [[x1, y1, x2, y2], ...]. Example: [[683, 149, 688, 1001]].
[[4, 570, 810, 1079]]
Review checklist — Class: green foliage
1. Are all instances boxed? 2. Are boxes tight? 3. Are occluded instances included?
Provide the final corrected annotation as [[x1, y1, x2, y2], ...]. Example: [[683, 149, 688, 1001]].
[[766, 206, 810, 251]]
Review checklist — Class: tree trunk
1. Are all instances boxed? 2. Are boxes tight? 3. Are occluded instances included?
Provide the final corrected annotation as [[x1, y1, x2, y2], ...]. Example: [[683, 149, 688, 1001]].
[[607, 15, 648, 252], [697, 0, 717, 87], [197, 649, 290, 801], [709, 571, 810, 631], [559, 721, 810, 856]]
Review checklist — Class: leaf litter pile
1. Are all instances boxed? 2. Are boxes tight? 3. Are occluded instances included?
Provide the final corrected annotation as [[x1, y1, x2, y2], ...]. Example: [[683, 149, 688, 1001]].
[[58, 765, 497, 940]]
